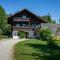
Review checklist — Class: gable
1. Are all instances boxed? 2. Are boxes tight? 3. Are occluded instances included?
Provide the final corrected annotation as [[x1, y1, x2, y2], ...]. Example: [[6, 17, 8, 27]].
[[8, 9, 47, 23]]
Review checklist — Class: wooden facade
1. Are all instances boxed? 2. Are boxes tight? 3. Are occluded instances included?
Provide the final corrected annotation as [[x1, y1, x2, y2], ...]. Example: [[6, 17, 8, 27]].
[[8, 9, 46, 31], [8, 9, 47, 38]]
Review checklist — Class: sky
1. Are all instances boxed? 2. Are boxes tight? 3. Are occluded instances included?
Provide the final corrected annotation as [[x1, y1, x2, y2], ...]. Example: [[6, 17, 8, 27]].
[[0, 0, 60, 23]]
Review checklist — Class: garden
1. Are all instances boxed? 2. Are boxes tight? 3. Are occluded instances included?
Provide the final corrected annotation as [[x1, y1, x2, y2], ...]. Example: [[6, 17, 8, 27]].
[[13, 39, 60, 60], [13, 29, 60, 60]]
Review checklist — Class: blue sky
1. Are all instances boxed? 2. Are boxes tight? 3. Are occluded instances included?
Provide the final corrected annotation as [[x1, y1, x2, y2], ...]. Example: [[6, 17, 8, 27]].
[[0, 0, 60, 23]]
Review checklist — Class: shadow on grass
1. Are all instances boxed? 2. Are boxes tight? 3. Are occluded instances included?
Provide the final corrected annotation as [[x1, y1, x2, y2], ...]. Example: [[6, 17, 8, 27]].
[[21, 43, 60, 60]]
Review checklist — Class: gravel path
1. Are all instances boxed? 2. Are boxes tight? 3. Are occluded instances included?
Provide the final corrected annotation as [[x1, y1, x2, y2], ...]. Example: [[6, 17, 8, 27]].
[[0, 39, 26, 60]]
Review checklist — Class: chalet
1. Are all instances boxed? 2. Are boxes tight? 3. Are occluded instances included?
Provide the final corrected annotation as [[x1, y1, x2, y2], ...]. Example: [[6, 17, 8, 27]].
[[8, 9, 47, 39]]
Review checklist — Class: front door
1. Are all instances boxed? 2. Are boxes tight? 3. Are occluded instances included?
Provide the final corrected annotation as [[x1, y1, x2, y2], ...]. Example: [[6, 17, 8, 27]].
[[25, 32, 29, 38]]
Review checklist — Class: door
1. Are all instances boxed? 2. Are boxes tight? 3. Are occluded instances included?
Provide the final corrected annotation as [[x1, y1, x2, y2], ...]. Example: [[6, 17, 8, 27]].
[[25, 32, 29, 38]]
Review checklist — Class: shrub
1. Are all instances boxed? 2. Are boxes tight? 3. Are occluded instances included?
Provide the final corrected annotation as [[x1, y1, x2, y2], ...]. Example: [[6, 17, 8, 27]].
[[0, 28, 3, 35], [0, 35, 8, 39], [39, 29, 52, 41], [47, 37, 57, 49], [38, 28, 58, 48], [2, 24, 11, 36], [18, 31, 25, 38]]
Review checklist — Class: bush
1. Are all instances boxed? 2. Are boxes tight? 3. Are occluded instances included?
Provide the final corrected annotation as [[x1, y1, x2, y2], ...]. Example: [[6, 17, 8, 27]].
[[39, 29, 52, 41], [2, 24, 11, 36], [0, 28, 3, 35], [38, 28, 58, 48], [47, 37, 57, 49], [0, 35, 8, 39], [18, 31, 25, 38]]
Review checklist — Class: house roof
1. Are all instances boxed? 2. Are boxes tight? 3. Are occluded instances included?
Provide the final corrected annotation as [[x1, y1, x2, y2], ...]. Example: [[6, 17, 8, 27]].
[[8, 9, 47, 23]]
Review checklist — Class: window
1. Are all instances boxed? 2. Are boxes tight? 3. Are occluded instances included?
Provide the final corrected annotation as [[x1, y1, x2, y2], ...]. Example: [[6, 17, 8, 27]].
[[16, 23, 20, 27], [32, 24, 37, 27], [23, 15, 26, 18], [13, 31, 18, 36]]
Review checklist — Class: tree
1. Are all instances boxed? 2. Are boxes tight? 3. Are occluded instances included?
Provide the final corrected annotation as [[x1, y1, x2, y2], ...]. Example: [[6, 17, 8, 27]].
[[59, 19, 60, 23], [41, 14, 56, 23], [0, 6, 11, 36], [0, 6, 7, 29]]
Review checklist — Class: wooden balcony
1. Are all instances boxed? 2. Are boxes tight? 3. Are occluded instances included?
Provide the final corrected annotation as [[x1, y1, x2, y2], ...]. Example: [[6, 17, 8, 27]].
[[12, 26, 36, 31], [14, 17, 30, 22], [12, 23, 41, 31]]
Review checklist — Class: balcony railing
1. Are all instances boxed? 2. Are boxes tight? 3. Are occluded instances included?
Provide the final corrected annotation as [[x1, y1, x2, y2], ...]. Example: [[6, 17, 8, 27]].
[[14, 17, 30, 22], [12, 24, 41, 31], [13, 26, 34, 29], [13, 25, 41, 29]]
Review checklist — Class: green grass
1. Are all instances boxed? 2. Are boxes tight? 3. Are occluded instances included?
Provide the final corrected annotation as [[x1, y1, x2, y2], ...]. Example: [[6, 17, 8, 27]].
[[13, 39, 60, 60]]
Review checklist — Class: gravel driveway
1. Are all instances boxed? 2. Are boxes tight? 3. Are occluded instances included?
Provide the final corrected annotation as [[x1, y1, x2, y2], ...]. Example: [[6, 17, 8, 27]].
[[0, 39, 26, 60]]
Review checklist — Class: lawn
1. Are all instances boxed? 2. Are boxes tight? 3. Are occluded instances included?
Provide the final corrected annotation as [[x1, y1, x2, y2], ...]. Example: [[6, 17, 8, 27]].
[[13, 39, 60, 60]]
